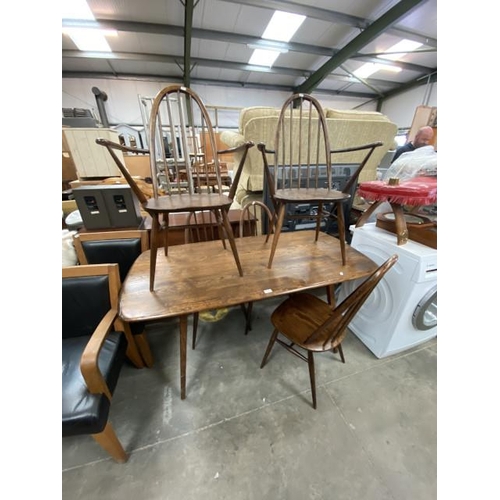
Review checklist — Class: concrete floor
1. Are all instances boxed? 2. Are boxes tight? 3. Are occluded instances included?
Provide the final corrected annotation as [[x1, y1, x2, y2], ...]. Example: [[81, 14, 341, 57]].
[[62, 295, 437, 500]]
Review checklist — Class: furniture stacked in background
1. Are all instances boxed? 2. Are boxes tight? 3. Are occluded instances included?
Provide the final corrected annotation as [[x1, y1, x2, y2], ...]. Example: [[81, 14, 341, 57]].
[[221, 107, 398, 207]]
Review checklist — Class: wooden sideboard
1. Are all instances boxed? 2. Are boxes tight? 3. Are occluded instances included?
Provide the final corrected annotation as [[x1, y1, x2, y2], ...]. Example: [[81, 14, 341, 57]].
[[79, 209, 256, 247]]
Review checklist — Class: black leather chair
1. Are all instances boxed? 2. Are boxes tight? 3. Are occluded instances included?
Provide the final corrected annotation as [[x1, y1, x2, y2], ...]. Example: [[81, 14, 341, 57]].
[[62, 263, 131, 462], [73, 230, 153, 367]]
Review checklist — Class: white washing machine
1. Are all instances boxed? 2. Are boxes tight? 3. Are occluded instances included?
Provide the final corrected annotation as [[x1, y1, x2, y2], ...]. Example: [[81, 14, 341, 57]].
[[338, 223, 437, 358]]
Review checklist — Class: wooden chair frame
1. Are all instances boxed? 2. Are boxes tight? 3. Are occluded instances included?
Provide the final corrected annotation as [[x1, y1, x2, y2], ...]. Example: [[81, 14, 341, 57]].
[[260, 255, 398, 409], [96, 85, 254, 291], [63, 263, 132, 462], [258, 93, 383, 269]]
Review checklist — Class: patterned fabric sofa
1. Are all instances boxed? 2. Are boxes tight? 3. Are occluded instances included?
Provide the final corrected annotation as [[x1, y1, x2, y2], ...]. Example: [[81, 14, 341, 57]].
[[221, 106, 398, 205]]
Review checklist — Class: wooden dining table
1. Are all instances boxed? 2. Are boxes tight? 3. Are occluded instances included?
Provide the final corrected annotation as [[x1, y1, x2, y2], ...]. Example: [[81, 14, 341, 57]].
[[119, 230, 378, 399]]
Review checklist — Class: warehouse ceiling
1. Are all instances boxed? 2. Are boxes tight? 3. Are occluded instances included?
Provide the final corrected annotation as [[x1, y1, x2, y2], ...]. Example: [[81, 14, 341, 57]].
[[62, 0, 437, 106]]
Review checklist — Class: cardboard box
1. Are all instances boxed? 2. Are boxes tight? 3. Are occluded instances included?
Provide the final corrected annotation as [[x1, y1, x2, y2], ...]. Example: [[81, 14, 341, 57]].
[[124, 154, 151, 178]]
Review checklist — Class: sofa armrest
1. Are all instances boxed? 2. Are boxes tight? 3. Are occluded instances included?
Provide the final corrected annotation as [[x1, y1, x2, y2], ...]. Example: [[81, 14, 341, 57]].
[[220, 130, 245, 148]]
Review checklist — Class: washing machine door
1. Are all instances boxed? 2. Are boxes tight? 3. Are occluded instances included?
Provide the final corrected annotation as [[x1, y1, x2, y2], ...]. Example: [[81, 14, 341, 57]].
[[412, 285, 437, 331]]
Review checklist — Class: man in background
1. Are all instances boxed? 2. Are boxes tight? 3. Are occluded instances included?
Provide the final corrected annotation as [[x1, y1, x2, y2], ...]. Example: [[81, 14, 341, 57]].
[[391, 125, 434, 164]]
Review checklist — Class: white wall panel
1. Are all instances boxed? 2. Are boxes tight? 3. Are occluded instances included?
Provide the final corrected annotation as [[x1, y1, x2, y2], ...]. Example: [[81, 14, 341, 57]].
[[62, 77, 433, 131]]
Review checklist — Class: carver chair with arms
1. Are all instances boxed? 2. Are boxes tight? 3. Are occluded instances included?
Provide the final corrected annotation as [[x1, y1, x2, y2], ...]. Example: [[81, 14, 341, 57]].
[[260, 254, 398, 409], [62, 263, 131, 462], [257, 93, 383, 268], [73, 230, 153, 368], [97, 84, 254, 290]]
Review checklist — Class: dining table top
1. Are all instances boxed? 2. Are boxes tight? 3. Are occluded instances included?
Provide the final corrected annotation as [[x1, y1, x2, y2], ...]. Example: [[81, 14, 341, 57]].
[[119, 230, 378, 323]]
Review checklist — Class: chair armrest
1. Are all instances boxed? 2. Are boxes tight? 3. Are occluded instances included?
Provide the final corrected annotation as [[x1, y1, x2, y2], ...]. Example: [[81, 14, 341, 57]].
[[225, 142, 255, 200], [80, 308, 120, 400], [96, 137, 149, 155], [257, 142, 275, 155], [331, 141, 383, 155], [218, 140, 254, 156], [331, 141, 384, 194]]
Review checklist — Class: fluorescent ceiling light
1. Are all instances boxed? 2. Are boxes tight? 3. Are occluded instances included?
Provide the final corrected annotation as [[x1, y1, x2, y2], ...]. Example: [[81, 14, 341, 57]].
[[353, 39, 422, 79], [63, 0, 116, 52], [262, 11, 306, 42], [248, 10, 306, 68], [62, 0, 94, 20], [64, 28, 115, 52], [249, 49, 281, 67], [380, 40, 423, 61], [354, 62, 402, 79]]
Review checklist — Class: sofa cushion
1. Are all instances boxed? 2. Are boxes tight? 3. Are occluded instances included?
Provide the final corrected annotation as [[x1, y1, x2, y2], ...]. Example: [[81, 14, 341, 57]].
[[325, 109, 389, 121], [239, 107, 280, 132]]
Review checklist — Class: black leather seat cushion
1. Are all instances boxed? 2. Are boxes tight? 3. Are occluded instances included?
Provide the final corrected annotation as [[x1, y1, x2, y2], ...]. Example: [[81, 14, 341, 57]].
[[62, 331, 127, 436]]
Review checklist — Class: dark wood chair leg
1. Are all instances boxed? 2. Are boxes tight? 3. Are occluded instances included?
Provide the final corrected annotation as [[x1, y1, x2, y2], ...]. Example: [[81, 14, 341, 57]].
[[221, 208, 243, 277], [92, 422, 128, 463], [243, 302, 253, 335], [314, 202, 323, 242], [163, 212, 170, 256], [213, 209, 228, 249], [325, 284, 336, 307], [336, 201, 346, 266], [333, 343, 346, 364], [268, 203, 286, 269], [307, 351, 317, 409], [260, 328, 279, 368], [149, 214, 160, 291], [192, 312, 199, 349]]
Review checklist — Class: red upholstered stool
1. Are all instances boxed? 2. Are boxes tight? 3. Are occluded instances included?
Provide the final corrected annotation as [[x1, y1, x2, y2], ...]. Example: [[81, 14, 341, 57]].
[[355, 176, 437, 245]]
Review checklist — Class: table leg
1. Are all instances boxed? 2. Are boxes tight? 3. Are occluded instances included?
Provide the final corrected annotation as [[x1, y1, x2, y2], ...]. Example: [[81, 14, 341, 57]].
[[179, 314, 188, 399]]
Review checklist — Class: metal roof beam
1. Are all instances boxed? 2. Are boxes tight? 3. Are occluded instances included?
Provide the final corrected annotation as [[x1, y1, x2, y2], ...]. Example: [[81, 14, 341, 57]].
[[218, 0, 436, 47], [62, 50, 311, 77], [62, 18, 434, 74], [295, 0, 427, 94], [61, 71, 376, 99], [379, 70, 437, 101], [62, 50, 410, 89], [183, 0, 195, 87]]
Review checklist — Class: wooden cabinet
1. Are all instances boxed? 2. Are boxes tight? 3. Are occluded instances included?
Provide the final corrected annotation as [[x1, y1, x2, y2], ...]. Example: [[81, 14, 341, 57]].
[[62, 128, 123, 178], [62, 131, 78, 188]]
